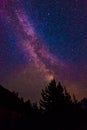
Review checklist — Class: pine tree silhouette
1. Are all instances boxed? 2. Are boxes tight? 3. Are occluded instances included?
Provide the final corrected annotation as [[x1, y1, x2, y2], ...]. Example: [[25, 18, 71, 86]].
[[40, 80, 72, 112], [39, 80, 74, 130]]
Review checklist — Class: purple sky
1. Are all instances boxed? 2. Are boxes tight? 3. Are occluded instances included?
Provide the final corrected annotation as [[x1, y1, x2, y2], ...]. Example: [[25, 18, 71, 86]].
[[0, 0, 87, 101]]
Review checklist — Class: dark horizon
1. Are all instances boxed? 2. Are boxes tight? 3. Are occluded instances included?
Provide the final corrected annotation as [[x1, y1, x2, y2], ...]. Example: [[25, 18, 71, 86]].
[[0, 79, 87, 130]]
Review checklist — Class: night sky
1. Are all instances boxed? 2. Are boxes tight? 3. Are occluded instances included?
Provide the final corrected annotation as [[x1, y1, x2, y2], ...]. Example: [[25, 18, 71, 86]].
[[0, 0, 87, 101]]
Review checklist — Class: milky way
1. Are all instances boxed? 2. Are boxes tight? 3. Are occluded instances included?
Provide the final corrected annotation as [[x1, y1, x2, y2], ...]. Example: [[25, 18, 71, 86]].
[[0, 0, 87, 101], [5, 0, 66, 81]]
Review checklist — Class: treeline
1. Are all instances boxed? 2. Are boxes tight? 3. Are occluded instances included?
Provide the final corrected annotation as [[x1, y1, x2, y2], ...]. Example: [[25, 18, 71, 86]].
[[0, 80, 87, 130]]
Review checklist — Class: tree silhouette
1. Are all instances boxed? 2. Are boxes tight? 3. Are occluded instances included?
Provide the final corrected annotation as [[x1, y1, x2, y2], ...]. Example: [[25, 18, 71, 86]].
[[0, 81, 87, 130], [39, 80, 75, 130], [40, 80, 72, 112]]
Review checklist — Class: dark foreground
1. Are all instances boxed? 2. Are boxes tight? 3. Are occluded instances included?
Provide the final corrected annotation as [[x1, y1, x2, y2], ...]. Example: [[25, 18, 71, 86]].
[[0, 80, 87, 130]]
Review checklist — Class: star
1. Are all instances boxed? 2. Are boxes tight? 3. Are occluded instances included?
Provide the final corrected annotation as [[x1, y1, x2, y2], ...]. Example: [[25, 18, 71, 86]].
[[47, 12, 50, 16]]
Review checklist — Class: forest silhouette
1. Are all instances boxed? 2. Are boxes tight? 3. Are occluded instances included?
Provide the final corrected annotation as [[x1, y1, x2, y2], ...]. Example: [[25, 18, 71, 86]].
[[0, 79, 87, 130]]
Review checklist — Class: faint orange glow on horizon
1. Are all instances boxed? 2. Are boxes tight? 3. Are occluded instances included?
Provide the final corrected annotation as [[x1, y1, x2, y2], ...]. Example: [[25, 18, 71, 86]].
[[47, 74, 54, 82]]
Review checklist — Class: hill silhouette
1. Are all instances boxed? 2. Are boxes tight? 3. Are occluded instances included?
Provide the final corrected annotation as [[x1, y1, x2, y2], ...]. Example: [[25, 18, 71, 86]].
[[0, 80, 87, 130], [0, 84, 24, 110]]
